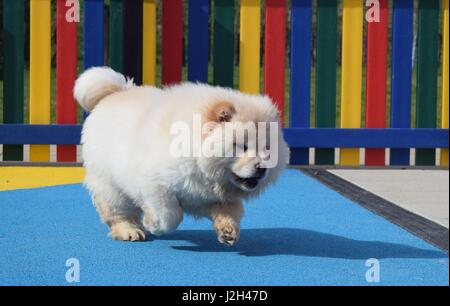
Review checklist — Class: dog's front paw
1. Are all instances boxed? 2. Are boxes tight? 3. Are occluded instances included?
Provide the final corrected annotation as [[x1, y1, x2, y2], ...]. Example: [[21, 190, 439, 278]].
[[215, 223, 239, 246], [143, 217, 164, 237], [109, 222, 146, 242], [143, 208, 183, 237]]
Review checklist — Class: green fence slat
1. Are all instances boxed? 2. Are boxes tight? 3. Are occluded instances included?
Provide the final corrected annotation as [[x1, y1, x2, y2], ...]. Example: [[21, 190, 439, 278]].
[[213, 0, 235, 88], [2, 0, 25, 161], [315, 0, 337, 165], [109, 0, 124, 73], [416, 0, 439, 166]]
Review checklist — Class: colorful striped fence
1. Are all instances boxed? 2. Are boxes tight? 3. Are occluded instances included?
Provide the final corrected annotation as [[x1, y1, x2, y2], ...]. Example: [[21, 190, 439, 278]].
[[1, 0, 448, 167]]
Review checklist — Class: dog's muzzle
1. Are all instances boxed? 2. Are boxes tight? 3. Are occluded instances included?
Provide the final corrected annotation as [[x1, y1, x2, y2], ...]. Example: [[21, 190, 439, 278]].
[[231, 168, 267, 192]]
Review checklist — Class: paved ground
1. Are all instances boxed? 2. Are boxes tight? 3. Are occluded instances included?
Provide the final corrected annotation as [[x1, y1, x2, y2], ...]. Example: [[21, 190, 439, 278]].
[[329, 169, 450, 228], [0, 169, 448, 286]]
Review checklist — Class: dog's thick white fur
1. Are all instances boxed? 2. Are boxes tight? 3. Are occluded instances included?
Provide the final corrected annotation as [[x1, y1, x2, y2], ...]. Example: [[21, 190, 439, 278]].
[[74, 67, 289, 245]]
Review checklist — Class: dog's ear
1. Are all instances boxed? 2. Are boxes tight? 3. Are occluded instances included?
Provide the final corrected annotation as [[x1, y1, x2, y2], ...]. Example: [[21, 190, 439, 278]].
[[207, 101, 236, 123]]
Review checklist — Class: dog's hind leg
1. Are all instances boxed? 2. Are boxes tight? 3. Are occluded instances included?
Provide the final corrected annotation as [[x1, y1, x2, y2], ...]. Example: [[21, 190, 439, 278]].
[[85, 173, 145, 242], [94, 196, 146, 242]]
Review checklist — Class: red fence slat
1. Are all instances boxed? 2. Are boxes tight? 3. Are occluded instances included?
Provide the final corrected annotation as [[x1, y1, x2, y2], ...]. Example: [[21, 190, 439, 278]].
[[162, 0, 183, 85], [264, 0, 286, 126], [365, 0, 389, 166], [56, 0, 78, 162]]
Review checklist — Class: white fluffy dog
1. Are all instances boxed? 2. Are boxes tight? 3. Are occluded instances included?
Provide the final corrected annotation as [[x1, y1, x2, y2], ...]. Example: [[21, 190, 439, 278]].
[[74, 67, 289, 245]]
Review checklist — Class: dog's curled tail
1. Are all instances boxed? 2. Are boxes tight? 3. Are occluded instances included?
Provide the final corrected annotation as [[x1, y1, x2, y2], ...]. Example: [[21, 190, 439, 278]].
[[74, 66, 133, 112]]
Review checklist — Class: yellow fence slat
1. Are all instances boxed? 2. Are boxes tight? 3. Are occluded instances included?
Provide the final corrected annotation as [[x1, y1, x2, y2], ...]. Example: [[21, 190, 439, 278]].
[[143, 0, 157, 86], [239, 0, 261, 94], [340, 0, 363, 166], [441, 0, 449, 166], [29, 0, 51, 162]]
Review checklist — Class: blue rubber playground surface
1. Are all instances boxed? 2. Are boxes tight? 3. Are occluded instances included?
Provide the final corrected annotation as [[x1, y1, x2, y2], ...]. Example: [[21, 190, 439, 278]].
[[0, 169, 448, 286]]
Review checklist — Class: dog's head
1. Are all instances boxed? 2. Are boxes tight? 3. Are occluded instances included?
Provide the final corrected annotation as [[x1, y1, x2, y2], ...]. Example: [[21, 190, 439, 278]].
[[197, 95, 290, 199]]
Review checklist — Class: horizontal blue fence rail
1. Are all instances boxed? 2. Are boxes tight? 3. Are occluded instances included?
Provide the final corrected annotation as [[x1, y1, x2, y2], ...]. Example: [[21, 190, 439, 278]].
[[0, 125, 448, 149], [0, 125, 83, 145], [284, 128, 448, 148]]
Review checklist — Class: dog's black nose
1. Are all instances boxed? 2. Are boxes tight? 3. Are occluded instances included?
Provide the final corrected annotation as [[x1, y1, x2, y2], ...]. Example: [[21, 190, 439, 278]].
[[255, 166, 266, 178]]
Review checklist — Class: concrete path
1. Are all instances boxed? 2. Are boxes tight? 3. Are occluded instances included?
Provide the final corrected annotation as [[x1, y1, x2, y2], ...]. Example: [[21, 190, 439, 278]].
[[329, 169, 450, 228]]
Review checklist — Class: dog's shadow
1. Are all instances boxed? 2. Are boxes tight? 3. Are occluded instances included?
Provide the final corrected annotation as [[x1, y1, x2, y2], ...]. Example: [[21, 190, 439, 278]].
[[155, 228, 447, 260]]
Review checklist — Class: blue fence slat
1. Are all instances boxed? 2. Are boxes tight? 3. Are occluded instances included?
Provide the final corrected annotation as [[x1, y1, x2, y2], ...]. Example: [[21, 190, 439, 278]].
[[289, 0, 312, 165], [188, 0, 209, 83], [84, 0, 104, 70], [1, 125, 448, 149], [83, 0, 104, 118], [390, 0, 414, 166]]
